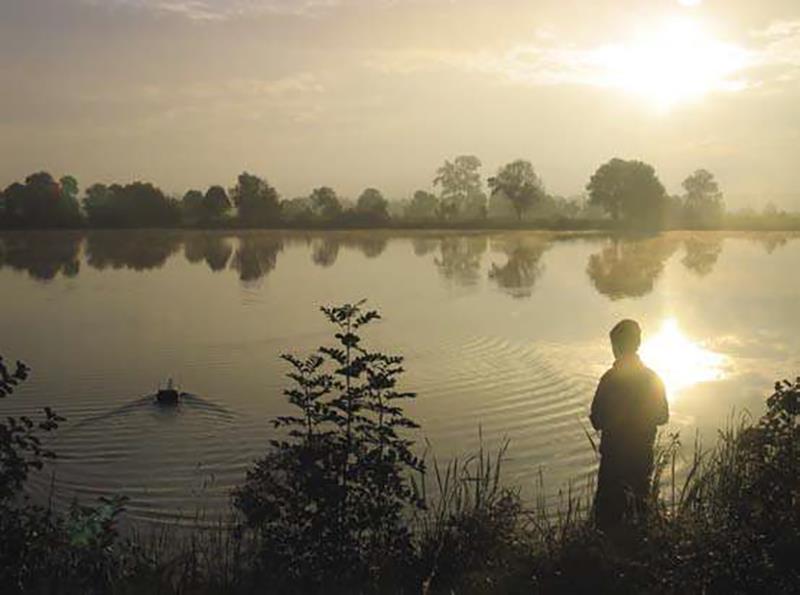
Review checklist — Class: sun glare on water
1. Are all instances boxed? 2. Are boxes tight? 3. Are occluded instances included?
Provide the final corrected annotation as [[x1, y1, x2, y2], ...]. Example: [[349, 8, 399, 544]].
[[588, 18, 752, 110], [639, 318, 727, 401]]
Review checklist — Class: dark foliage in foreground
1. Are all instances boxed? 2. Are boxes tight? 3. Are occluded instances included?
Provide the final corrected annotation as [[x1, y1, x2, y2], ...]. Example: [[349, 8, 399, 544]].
[[233, 301, 424, 592], [0, 355, 127, 594], [1, 310, 800, 593]]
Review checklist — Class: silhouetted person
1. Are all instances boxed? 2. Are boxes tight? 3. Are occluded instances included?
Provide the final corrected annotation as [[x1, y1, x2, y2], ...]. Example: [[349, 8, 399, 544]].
[[590, 320, 668, 531]]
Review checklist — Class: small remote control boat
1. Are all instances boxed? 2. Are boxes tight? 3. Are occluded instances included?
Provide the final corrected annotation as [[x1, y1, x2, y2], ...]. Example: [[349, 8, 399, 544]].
[[155, 378, 181, 405]]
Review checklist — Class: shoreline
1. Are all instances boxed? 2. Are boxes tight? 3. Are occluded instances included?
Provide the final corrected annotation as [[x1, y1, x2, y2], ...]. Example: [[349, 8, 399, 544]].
[[2, 224, 800, 233]]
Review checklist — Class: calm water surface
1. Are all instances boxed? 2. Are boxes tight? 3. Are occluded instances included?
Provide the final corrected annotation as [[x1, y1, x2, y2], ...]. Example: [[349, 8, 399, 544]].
[[1, 230, 798, 524]]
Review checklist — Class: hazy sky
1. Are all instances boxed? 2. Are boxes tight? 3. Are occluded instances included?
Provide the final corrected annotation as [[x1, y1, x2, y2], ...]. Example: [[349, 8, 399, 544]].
[[2, 0, 799, 207]]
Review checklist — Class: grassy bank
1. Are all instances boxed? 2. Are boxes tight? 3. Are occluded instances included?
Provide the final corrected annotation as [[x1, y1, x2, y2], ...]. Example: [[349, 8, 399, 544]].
[[5, 214, 800, 232]]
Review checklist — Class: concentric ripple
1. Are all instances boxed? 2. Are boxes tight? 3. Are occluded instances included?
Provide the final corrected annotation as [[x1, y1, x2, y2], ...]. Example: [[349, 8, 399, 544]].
[[26, 393, 252, 524], [401, 335, 599, 507]]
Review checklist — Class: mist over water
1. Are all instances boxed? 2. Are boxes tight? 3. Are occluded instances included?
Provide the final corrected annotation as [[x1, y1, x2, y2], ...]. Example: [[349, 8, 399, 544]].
[[1, 230, 798, 524]]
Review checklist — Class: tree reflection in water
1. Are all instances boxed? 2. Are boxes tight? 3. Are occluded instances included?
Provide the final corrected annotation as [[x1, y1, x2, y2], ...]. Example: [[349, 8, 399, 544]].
[[433, 235, 488, 287], [307, 233, 389, 268], [231, 235, 284, 285], [183, 233, 233, 272], [341, 235, 388, 259], [682, 235, 723, 277], [311, 237, 340, 267], [86, 231, 183, 271], [586, 236, 680, 300], [752, 232, 794, 254], [0, 232, 81, 281], [5, 231, 797, 298], [411, 236, 439, 257], [488, 236, 550, 298]]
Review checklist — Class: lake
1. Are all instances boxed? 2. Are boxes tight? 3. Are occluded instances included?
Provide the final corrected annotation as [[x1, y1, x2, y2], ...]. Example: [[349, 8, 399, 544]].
[[1, 230, 798, 525]]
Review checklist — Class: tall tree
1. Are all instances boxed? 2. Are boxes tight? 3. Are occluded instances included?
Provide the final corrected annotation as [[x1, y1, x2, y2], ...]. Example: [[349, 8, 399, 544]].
[[488, 160, 546, 221], [121, 181, 181, 226], [460, 192, 488, 221], [57, 175, 83, 227], [1, 172, 82, 227], [433, 155, 484, 221], [231, 172, 281, 226], [21, 172, 59, 226], [83, 181, 179, 227], [83, 183, 115, 226], [404, 190, 440, 221], [181, 189, 205, 221], [355, 187, 389, 222], [586, 158, 667, 227], [1, 183, 25, 226], [59, 176, 78, 203], [281, 197, 313, 224], [202, 185, 231, 220], [310, 187, 342, 221], [682, 169, 724, 228]]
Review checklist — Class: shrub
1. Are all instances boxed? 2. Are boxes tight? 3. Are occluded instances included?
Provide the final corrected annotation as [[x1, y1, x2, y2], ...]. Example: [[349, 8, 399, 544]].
[[0, 355, 127, 594], [661, 377, 800, 593], [233, 301, 424, 592]]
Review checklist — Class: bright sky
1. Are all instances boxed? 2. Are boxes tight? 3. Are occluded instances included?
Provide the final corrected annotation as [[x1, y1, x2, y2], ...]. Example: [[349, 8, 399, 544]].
[[1, 0, 799, 206]]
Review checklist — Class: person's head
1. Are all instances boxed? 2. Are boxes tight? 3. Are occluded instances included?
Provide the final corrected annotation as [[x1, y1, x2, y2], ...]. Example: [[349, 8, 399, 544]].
[[610, 319, 641, 359]]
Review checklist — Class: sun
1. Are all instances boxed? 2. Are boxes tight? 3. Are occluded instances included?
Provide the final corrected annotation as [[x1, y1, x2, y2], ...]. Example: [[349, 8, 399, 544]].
[[587, 18, 752, 110], [639, 318, 727, 401]]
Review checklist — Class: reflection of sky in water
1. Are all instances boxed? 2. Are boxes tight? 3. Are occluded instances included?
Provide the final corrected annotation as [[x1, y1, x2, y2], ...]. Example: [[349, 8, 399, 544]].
[[0, 230, 798, 519]]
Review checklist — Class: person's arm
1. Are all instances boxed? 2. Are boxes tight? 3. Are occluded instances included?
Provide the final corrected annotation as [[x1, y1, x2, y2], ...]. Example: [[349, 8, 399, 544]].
[[653, 374, 669, 426], [590, 374, 608, 431]]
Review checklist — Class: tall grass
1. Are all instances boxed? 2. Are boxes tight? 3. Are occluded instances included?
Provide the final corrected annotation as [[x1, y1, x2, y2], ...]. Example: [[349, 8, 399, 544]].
[[116, 515, 253, 594]]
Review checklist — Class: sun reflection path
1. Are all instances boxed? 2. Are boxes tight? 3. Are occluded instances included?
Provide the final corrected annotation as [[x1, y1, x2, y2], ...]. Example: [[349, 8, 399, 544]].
[[639, 318, 727, 401]]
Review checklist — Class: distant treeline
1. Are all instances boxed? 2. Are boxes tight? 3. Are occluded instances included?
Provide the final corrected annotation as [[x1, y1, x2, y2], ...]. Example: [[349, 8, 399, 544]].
[[2, 157, 799, 230]]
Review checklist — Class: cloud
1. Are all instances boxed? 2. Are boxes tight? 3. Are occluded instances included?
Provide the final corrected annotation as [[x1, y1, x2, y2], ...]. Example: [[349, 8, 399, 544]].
[[368, 39, 753, 92], [81, 0, 343, 20], [150, 1, 228, 20], [367, 17, 800, 105], [742, 20, 800, 87], [184, 73, 326, 99], [140, 73, 327, 126], [757, 20, 800, 65], [8, 72, 328, 138], [755, 19, 800, 39]]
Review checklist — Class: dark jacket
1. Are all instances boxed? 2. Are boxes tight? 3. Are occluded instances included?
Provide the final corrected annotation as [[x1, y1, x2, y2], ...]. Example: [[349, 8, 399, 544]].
[[590, 354, 668, 461]]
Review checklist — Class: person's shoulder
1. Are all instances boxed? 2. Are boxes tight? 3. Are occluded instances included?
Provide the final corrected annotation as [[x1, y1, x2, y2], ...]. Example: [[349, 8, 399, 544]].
[[641, 364, 666, 389], [596, 366, 620, 393], [599, 367, 616, 383], [641, 363, 661, 379]]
